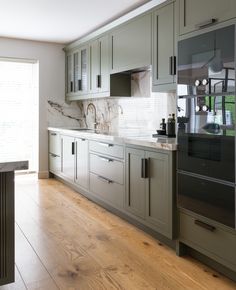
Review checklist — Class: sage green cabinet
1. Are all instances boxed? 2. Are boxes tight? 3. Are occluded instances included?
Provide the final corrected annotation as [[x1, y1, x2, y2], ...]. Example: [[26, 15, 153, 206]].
[[126, 147, 174, 238], [89, 35, 109, 94], [110, 13, 152, 73], [49, 131, 61, 175], [152, 3, 176, 91], [66, 45, 89, 100], [61, 135, 75, 181], [125, 147, 146, 218], [145, 151, 171, 236], [75, 138, 89, 189], [179, 210, 236, 272], [179, 0, 236, 35], [66, 53, 73, 94]]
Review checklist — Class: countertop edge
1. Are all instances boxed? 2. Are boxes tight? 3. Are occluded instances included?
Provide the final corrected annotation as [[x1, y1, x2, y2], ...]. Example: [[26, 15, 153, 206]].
[[48, 127, 177, 151], [0, 160, 29, 173]]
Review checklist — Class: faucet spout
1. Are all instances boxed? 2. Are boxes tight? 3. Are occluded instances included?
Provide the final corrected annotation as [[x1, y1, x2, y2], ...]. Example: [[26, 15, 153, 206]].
[[86, 103, 98, 130]]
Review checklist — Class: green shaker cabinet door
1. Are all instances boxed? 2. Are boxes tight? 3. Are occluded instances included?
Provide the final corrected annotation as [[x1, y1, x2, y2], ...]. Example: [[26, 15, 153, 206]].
[[61, 135, 75, 182], [90, 35, 109, 94], [125, 147, 146, 219], [66, 53, 73, 94], [111, 13, 151, 73], [179, 0, 236, 35], [75, 138, 89, 189], [90, 40, 100, 93], [152, 3, 175, 88], [145, 151, 171, 237], [99, 35, 109, 93], [66, 46, 89, 100]]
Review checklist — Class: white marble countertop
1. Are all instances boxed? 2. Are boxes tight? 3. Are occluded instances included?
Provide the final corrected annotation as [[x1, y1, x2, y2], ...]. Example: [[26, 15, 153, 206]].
[[0, 160, 29, 173], [48, 127, 177, 151]]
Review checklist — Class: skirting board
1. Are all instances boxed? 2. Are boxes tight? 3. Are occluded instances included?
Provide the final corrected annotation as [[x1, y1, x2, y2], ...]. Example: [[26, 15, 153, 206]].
[[38, 171, 49, 179]]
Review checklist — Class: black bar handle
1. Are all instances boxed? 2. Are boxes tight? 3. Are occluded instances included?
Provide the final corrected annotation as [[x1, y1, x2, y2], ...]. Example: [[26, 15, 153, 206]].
[[141, 158, 148, 178], [78, 79, 82, 91], [97, 75, 101, 88], [50, 132, 57, 136], [169, 56, 173, 75], [194, 220, 216, 232], [70, 81, 73, 92], [173, 56, 176, 75], [197, 18, 217, 29], [72, 142, 75, 155]]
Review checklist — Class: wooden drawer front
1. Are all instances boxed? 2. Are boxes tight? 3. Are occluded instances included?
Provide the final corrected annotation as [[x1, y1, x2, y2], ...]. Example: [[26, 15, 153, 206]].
[[49, 154, 61, 173], [90, 173, 124, 209], [89, 140, 124, 159], [49, 131, 61, 156], [90, 153, 123, 184], [180, 212, 236, 270]]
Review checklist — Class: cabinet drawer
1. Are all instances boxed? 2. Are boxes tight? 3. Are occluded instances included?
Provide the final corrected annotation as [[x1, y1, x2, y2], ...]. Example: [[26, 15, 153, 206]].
[[90, 153, 123, 184], [89, 140, 124, 159], [49, 154, 61, 173], [90, 173, 124, 209], [49, 131, 61, 156], [179, 212, 236, 270]]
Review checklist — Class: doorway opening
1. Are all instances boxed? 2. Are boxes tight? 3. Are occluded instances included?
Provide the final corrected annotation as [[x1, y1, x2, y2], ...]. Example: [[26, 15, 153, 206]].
[[0, 58, 39, 173]]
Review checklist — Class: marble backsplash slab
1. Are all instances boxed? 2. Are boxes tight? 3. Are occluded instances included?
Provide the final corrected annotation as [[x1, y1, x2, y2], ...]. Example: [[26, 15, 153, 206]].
[[47, 71, 177, 134]]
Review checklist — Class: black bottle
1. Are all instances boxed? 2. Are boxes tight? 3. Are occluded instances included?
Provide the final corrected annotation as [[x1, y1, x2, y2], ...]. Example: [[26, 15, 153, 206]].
[[167, 114, 176, 137], [160, 118, 166, 133]]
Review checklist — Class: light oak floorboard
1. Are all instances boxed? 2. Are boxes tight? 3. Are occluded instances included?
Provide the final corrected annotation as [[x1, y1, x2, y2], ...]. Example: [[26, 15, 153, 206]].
[[2, 175, 236, 290]]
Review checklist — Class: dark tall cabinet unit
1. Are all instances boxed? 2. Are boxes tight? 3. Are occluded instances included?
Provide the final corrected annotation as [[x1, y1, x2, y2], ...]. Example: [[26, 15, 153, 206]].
[[0, 172, 14, 286]]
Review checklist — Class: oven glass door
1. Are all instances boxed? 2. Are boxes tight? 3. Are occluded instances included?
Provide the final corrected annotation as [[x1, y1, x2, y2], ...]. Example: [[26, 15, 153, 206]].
[[178, 25, 235, 96], [177, 95, 235, 182]]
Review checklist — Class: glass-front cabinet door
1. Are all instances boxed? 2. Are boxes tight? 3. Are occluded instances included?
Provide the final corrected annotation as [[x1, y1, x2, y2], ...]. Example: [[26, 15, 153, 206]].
[[66, 45, 89, 98]]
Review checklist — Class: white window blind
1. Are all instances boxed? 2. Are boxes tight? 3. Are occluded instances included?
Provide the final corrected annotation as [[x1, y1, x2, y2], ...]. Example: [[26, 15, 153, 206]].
[[0, 59, 39, 172]]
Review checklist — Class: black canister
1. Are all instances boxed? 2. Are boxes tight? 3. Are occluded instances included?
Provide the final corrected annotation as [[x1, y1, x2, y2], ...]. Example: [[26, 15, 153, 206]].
[[167, 114, 176, 137]]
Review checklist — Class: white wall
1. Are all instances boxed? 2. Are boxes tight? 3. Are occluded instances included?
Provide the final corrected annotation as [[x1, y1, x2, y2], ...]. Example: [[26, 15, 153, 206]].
[[0, 37, 82, 178]]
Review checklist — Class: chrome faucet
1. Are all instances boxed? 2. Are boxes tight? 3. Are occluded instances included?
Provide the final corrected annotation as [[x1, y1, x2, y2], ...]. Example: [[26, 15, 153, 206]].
[[86, 103, 98, 130]]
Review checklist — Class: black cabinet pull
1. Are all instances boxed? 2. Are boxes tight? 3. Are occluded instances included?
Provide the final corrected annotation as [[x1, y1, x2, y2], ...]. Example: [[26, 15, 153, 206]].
[[169, 56, 172, 75], [97, 75, 101, 88], [194, 220, 216, 232], [70, 81, 73, 92], [72, 142, 75, 155], [78, 79, 82, 91], [141, 158, 148, 178], [197, 18, 218, 29], [50, 133, 57, 136], [173, 56, 176, 75], [169, 56, 176, 76]]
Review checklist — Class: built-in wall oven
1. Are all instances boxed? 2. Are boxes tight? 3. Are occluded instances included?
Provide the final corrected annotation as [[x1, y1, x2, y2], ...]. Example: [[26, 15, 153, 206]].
[[177, 24, 236, 229]]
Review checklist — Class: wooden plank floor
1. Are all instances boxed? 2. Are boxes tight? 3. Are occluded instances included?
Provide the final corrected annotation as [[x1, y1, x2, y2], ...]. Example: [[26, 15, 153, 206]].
[[1, 175, 236, 290]]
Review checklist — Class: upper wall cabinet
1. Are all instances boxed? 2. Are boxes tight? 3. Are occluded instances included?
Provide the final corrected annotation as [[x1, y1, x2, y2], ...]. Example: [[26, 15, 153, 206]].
[[89, 35, 109, 95], [66, 45, 89, 100], [110, 13, 152, 74], [179, 0, 236, 35], [152, 2, 176, 92]]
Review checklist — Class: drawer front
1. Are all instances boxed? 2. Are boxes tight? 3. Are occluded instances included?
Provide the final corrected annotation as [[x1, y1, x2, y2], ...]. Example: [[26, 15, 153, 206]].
[[49, 131, 61, 156], [49, 154, 61, 173], [90, 153, 123, 184], [90, 173, 124, 209], [89, 140, 124, 159], [179, 212, 236, 270]]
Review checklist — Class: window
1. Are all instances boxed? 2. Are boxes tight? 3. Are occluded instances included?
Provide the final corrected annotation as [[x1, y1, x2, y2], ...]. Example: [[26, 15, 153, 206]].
[[0, 59, 39, 172]]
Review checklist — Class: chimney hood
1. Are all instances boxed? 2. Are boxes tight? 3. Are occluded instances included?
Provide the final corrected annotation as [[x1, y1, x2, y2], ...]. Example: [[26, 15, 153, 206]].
[[110, 65, 151, 97]]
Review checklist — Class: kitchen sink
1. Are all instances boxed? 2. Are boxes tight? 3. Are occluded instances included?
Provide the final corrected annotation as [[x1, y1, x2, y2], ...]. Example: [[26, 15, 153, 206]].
[[69, 128, 94, 131]]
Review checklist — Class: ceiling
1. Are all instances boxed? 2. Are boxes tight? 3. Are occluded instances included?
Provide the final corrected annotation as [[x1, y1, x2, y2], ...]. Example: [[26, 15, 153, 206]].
[[0, 0, 154, 44]]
